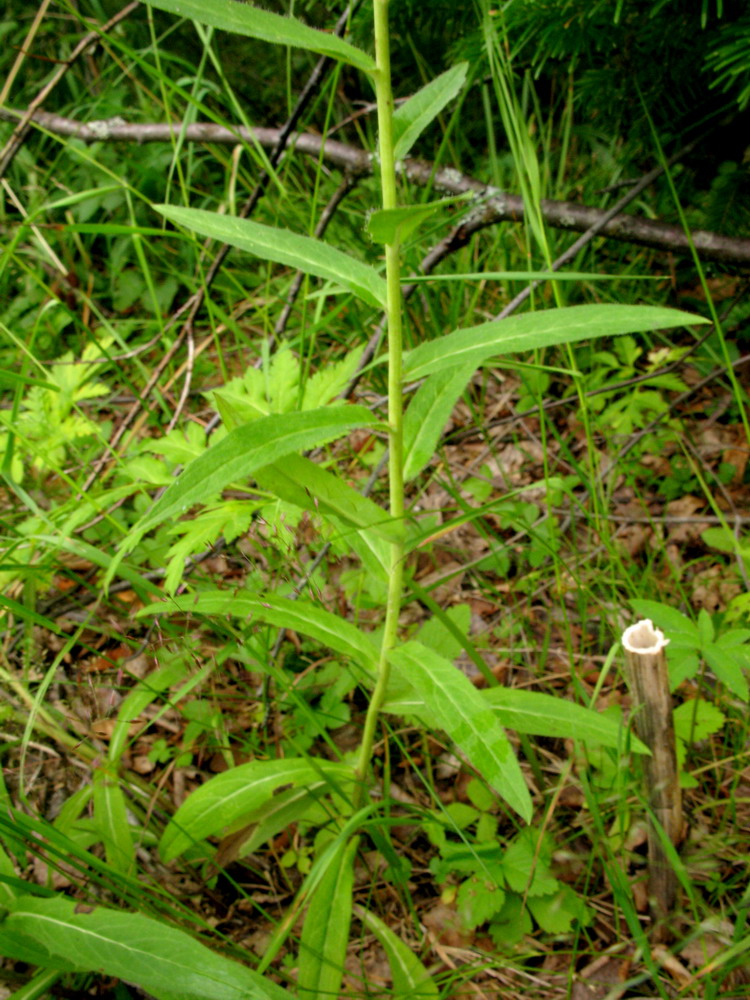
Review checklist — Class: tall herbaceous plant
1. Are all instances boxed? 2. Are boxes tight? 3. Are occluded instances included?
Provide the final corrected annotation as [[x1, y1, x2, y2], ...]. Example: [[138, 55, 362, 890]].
[[0, 2, 708, 998]]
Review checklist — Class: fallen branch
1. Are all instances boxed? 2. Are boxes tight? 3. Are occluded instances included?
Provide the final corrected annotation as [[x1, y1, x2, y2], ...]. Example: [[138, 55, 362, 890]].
[[3, 108, 750, 267]]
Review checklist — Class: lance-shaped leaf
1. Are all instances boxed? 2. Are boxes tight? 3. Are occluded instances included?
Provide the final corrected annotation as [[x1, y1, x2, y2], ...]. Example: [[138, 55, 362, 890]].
[[254, 453, 402, 543], [355, 906, 438, 999], [388, 641, 532, 822], [147, 0, 375, 72], [393, 62, 469, 160], [402, 362, 475, 481], [159, 759, 354, 862], [366, 195, 468, 245], [481, 688, 650, 753], [402, 304, 710, 380], [298, 838, 357, 1000], [138, 591, 378, 673], [93, 768, 134, 874], [156, 206, 387, 308], [105, 405, 377, 590], [0, 894, 292, 1000]]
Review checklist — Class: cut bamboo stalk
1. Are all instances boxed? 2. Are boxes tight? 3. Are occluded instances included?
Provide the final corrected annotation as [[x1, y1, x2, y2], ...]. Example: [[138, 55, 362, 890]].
[[622, 618, 683, 940]]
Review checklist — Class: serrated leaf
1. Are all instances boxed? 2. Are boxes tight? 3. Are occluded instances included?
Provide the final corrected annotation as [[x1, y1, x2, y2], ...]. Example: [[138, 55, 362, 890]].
[[138, 591, 378, 673], [158, 758, 353, 862], [703, 645, 749, 701], [393, 62, 468, 159], [388, 642, 532, 821], [356, 906, 438, 1000], [456, 875, 507, 930], [302, 347, 365, 411], [155, 206, 386, 308], [528, 887, 589, 934], [403, 363, 475, 481], [106, 405, 378, 590], [698, 607, 715, 645], [0, 895, 292, 1000], [298, 838, 357, 1000], [488, 894, 532, 947], [146, 0, 375, 71], [502, 837, 558, 897], [402, 305, 708, 380], [672, 698, 726, 743], [630, 599, 699, 643]]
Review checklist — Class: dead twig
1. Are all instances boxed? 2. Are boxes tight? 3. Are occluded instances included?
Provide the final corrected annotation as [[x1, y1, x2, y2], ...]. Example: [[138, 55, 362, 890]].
[[6, 108, 750, 266]]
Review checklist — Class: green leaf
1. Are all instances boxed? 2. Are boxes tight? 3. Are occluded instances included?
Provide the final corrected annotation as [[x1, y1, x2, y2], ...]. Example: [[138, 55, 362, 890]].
[[92, 769, 133, 874], [356, 906, 438, 1000], [403, 363, 475, 481], [298, 838, 357, 1000], [488, 894, 532, 947], [146, 0, 375, 71], [155, 206, 386, 308], [393, 62, 468, 160], [629, 599, 699, 645], [106, 405, 378, 590], [403, 270, 666, 283], [673, 698, 726, 744], [402, 304, 709, 380], [528, 887, 590, 934], [0, 594, 64, 634], [0, 369, 58, 391], [388, 642, 532, 822], [138, 591, 378, 673], [366, 196, 467, 245], [456, 876, 507, 931], [159, 758, 353, 862], [226, 786, 334, 858], [480, 688, 650, 754], [108, 658, 189, 765], [703, 645, 749, 701], [0, 894, 292, 1000], [254, 454, 402, 543], [502, 834, 558, 897]]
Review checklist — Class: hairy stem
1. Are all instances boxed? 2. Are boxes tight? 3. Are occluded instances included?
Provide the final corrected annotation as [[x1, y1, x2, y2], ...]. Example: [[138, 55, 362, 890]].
[[353, 0, 404, 808]]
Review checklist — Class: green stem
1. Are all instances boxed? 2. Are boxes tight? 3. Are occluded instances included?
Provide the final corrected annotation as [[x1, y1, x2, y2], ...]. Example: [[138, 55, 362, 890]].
[[353, 0, 404, 808]]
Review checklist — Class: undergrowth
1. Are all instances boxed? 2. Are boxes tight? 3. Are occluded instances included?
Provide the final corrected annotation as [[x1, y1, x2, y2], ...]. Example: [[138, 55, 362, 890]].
[[1, 2, 750, 999]]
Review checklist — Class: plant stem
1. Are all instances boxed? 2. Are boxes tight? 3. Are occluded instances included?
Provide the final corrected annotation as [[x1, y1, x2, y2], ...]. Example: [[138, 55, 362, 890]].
[[353, 0, 404, 808]]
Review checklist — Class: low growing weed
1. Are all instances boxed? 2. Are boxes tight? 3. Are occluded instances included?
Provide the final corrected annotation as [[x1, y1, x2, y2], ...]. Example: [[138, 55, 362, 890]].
[[3, 1, 748, 998]]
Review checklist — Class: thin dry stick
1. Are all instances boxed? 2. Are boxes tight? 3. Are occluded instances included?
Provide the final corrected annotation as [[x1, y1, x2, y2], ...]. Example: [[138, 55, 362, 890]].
[[7, 108, 750, 265], [0, 0, 54, 107], [0, 2, 140, 179], [622, 619, 683, 940]]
